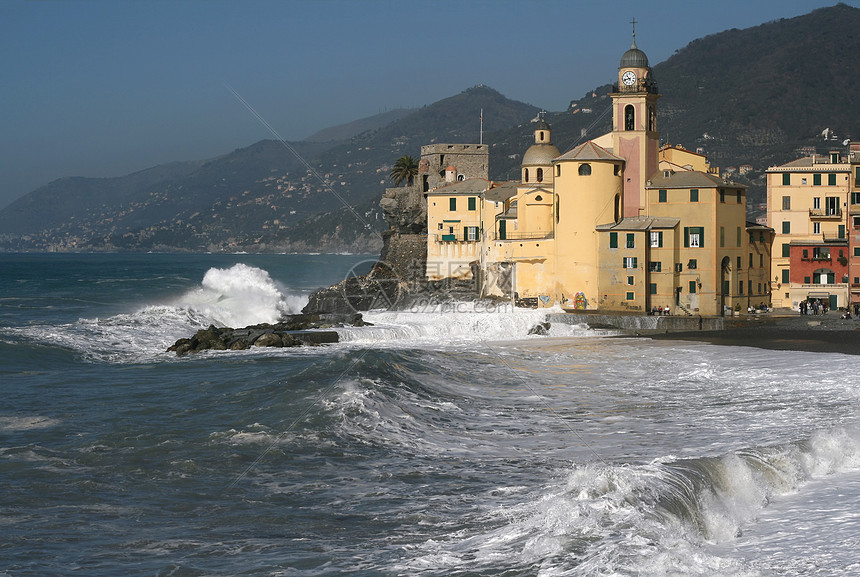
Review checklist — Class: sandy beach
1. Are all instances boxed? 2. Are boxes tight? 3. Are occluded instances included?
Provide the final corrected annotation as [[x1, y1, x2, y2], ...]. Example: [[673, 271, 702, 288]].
[[648, 309, 860, 356]]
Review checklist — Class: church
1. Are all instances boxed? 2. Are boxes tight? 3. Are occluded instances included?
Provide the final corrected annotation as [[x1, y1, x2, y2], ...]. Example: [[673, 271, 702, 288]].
[[422, 34, 774, 316]]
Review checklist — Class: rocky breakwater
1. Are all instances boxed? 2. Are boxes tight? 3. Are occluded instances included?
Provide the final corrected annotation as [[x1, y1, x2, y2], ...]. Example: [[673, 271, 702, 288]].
[[167, 313, 365, 356]]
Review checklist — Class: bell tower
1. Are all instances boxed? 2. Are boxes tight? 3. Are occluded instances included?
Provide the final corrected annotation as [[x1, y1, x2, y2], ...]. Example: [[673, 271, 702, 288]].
[[612, 20, 660, 217]]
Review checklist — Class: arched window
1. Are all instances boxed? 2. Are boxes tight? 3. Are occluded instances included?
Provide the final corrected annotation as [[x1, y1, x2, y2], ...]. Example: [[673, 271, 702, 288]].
[[536, 168, 544, 182], [648, 106, 656, 132], [524, 168, 529, 183], [539, 131, 545, 142], [579, 163, 592, 176], [614, 194, 620, 222], [625, 105, 635, 131]]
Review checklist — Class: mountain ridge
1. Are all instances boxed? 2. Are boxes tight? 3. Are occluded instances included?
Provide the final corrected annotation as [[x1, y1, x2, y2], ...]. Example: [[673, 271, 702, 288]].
[[2, 4, 859, 252]]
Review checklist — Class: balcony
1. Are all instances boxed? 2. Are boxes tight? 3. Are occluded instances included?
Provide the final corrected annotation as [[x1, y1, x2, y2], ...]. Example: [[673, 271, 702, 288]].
[[809, 208, 842, 220], [495, 231, 554, 241]]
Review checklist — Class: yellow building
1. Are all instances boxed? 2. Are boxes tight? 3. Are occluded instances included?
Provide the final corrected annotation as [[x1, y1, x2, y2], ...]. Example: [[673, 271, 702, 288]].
[[766, 151, 857, 310], [424, 34, 773, 315]]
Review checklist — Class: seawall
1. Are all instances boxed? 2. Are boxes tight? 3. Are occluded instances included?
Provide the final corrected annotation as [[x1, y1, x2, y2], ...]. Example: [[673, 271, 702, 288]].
[[547, 312, 725, 333]]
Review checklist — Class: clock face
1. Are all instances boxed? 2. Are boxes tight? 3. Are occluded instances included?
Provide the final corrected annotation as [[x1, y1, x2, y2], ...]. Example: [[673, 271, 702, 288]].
[[622, 71, 637, 86]]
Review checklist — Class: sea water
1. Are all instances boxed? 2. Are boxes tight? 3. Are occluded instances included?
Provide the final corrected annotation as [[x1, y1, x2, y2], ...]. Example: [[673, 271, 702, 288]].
[[1, 253, 858, 576]]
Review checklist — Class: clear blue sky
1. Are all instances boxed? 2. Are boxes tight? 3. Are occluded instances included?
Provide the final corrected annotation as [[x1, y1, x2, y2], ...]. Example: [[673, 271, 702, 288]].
[[1, 0, 855, 210]]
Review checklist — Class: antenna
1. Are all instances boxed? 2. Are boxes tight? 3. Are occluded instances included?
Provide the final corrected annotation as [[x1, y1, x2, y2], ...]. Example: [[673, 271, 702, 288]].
[[480, 108, 483, 144]]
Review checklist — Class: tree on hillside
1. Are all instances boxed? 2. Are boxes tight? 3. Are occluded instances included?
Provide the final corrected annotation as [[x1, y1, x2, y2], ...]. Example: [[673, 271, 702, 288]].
[[389, 155, 418, 187]]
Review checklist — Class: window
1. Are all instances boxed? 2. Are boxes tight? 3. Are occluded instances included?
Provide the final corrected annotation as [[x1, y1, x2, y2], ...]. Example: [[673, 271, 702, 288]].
[[719, 189, 725, 203], [828, 173, 836, 186], [627, 276, 634, 285], [782, 243, 790, 258], [624, 105, 635, 131], [468, 197, 476, 211], [737, 227, 742, 247], [737, 256, 742, 270], [690, 189, 699, 202], [826, 196, 840, 215], [813, 197, 821, 209], [684, 227, 704, 248], [465, 226, 478, 241], [650, 283, 657, 295], [534, 195, 543, 201], [759, 254, 763, 267], [749, 253, 753, 268], [737, 192, 742, 204], [650, 231, 663, 248], [814, 222, 821, 234], [839, 225, 845, 239], [579, 163, 592, 176], [739, 281, 744, 295], [536, 168, 544, 183], [802, 178, 808, 185], [449, 198, 457, 211], [782, 221, 791, 234], [852, 192, 860, 205], [782, 269, 790, 283], [782, 173, 790, 185], [626, 291, 635, 301], [626, 233, 635, 248], [649, 262, 662, 272], [614, 164, 621, 176], [688, 259, 698, 270], [555, 165, 561, 177], [609, 232, 618, 248], [854, 216, 860, 229], [814, 173, 822, 186], [689, 280, 697, 294], [524, 168, 529, 182], [658, 189, 667, 203], [854, 247, 860, 257], [803, 249, 808, 259], [720, 227, 725, 247], [623, 257, 638, 269]]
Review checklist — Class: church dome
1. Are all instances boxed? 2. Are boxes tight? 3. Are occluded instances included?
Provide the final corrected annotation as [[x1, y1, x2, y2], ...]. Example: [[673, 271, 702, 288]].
[[522, 143, 560, 166], [620, 40, 649, 68]]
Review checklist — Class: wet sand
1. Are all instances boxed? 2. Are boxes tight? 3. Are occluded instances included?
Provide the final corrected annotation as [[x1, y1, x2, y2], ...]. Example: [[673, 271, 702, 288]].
[[648, 310, 860, 356]]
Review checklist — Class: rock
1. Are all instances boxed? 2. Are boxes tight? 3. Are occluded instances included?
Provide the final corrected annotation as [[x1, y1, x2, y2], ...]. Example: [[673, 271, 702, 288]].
[[253, 333, 284, 347], [528, 322, 551, 335], [167, 313, 363, 355]]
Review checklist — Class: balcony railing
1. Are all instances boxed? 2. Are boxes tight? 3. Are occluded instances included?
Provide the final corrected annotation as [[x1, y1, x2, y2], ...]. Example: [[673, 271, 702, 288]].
[[436, 234, 479, 243], [495, 231, 554, 241], [809, 208, 842, 219]]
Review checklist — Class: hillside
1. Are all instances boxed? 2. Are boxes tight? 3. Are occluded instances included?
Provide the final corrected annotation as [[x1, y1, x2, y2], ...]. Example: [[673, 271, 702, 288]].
[[2, 4, 859, 252]]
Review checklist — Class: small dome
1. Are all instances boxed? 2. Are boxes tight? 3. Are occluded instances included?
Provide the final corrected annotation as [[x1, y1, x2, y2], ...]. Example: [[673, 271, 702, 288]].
[[620, 40, 649, 68], [522, 143, 560, 166], [534, 119, 550, 131]]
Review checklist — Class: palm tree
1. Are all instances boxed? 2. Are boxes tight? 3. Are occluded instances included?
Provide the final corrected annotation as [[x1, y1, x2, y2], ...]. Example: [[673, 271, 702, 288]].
[[389, 155, 418, 187]]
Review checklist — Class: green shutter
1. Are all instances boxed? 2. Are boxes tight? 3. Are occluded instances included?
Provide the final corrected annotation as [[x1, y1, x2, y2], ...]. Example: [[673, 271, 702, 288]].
[[690, 189, 699, 202], [782, 221, 790, 234], [782, 173, 790, 185], [828, 173, 836, 186], [610, 232, 618, 248], [683, 227, 689, 247], [782, 269, 790, 283], [468, 197, 476, 211], [650, 283, 657, 295], [499, 220, 506, 240], [782, 243, 790, 258], [449, 197, 457, 211], [814, 173, 821, 186], [839, 225, 845, 238], [697, 227, 704, 248], [657, 231, 663, 247], [659, 189, 667, 203], [626, 233, 635, 248], [633, 257, 638, 269], [689, 280, 696, 294]]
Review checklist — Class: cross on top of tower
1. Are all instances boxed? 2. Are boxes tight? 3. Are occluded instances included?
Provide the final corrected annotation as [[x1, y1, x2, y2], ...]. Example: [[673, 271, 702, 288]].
[[630, 17, 638, 48]]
